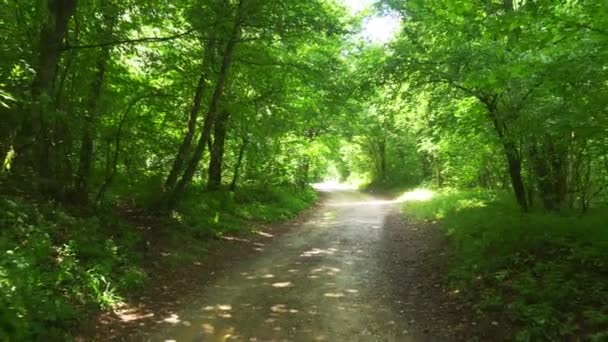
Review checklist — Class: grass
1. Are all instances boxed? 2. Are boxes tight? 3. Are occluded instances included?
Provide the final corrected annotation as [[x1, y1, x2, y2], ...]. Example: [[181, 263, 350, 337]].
[[157, 185, 319, 265], [177, 185, 318, 236], [403, 188, 608, 341], [0, 196, 144, 340], [0, 184, 318, 340]]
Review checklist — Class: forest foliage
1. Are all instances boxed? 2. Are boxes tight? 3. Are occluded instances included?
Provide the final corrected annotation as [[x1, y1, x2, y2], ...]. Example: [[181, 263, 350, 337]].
[[1, 0, 607, 340], [376, 0, 608, 339], [1, 0, 346, 338]]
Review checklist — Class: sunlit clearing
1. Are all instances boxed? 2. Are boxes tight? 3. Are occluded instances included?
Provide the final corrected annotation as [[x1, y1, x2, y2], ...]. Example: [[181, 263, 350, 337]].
[[327, 188, 434, 208], [397, 189, 435, 202], [312, 180, 355, 191]]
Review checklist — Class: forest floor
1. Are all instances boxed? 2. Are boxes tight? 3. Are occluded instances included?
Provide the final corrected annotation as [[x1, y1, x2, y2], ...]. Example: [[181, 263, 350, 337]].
[[84, 187, 477, 341]]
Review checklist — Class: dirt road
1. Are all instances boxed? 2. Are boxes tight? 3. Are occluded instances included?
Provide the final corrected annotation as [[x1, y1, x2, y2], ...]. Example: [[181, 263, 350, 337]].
[[116, 186, 462, 341]]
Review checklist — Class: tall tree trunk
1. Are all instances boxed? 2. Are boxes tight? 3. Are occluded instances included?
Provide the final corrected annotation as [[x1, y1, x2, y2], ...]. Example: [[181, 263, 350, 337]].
[[300, 158, 310, 189], [164, 38, 217, 192], [230, 137, 248, 191], [529, 135, 569, 212], [75, 1, 116, 202], [378, 138, 387, 183], [548, 135, 569, 211], [16, 0, 77, 192], [504, 142, 528, 211], [489, 108, 528, 212], [164, 0, 245, 209], [529, 142, 555, 211], [207, 110, 230, 191]]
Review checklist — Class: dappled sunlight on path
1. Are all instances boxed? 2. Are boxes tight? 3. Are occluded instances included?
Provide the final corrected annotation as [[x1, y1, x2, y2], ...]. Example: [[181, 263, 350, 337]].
[[326, 188, 435, 208], [126, 188, 449, 341]]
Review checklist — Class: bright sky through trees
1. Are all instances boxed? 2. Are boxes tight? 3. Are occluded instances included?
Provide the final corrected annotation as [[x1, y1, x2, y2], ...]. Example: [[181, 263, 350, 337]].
[[342, 0, 400, 43]]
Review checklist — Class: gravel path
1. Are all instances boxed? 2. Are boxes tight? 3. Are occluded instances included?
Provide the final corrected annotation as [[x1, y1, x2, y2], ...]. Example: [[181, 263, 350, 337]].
[[101, 187, 465, 341], [90, 189, 468, 342]]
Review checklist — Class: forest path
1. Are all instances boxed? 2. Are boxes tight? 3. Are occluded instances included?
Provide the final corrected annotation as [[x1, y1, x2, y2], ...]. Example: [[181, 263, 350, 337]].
[[118, 186, 462, 341]]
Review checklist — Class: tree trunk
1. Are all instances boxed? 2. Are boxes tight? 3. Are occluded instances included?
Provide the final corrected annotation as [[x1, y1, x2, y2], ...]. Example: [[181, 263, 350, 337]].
[[488, 107, 528, 212], [378, 138, 387, 183], [529, 142, 555, 211], [529, 135, 569, 212], [164, 38, 217, 192], [548, 136, 569, 211], [164, 0, 245, 209], [75, 1, 116, 202], [504, 142, 528, 211], [16, 0, 77, 192], [207, 110, 230, 191], [230, 137, 248, 191]]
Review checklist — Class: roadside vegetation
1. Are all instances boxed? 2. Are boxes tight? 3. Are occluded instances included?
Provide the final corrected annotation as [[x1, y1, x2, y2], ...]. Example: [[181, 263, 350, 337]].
[[1, 0, 342, 338], [404, 189, 608, 340], [1, 0, 607, 340], [0, 185, 316, 340], [350, 0, 608, 340]]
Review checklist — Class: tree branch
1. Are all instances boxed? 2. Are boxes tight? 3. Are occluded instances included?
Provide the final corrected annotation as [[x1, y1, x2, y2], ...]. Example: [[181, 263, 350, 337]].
[[61, 29, 199, 51]]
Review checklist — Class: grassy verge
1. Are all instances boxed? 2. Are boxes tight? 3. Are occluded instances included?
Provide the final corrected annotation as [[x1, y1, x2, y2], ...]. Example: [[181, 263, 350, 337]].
[[0, 185, 317, 340], [158, 185, 318, 264], [403, 189, 608, 341], [178, 185, 318, 236]]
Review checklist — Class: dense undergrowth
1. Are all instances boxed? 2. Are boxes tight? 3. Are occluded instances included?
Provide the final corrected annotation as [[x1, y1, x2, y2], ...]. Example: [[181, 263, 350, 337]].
[[0, 185, 317, 340], [403, 189, 608, 341]]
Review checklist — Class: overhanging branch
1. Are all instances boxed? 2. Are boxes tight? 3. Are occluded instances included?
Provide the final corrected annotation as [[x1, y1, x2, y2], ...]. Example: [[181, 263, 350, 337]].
[[61, 29, 199, 51]]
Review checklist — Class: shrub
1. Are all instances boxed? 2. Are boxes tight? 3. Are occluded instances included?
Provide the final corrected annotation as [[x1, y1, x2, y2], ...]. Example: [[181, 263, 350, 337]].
[[0, 196, 144, 340], [403, 189, 608, 340]]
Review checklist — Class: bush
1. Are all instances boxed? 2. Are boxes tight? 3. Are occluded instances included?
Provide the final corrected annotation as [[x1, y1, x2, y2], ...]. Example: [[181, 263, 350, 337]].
[[0, 196, 145, 340], [403, 189, 608, 341], [177, 185, 318, 236]]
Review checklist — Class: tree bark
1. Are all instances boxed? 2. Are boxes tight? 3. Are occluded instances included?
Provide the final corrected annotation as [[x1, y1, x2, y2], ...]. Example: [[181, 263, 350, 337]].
[[529, 135, 569, 212], [164, 38, 217, 192], [378, 138, 387, 183], [529, 142, 555, 210], [488, 107, 528, 212], [207, 110, 230, 191], [164, 0, 245, 209], [16, 0, 77, 192], [230, 137, 248, 191], [75, 1, 116, 202]]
